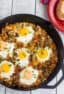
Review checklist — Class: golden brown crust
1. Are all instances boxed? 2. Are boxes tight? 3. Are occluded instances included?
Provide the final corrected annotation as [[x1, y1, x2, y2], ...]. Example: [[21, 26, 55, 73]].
[[56, 0, 64, 20]]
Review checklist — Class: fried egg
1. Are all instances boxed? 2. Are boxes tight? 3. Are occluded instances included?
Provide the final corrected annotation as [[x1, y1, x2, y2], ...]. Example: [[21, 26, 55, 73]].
[[16, 26, 34, 44], [0, 41, 15, 58], [19, 67, 39, 85], [15, 48, 30, 68], [36, 47, 52, 62], [0, 60, 14, 78]]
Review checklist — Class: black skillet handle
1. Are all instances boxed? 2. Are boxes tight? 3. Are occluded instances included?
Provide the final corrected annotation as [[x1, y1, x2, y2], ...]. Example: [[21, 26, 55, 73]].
[[40, 60, 64, 89]]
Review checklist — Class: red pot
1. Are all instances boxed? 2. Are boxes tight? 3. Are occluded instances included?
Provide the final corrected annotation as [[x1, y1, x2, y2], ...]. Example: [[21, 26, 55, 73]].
[[48, 0, 64, 32]]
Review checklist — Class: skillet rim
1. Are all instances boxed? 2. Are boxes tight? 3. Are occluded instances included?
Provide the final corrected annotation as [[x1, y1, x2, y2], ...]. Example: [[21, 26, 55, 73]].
[[0, 14, 64, 90]]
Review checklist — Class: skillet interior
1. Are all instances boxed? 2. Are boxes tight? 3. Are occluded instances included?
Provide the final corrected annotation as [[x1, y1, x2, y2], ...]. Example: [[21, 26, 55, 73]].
[[0, 14, 64, 90]]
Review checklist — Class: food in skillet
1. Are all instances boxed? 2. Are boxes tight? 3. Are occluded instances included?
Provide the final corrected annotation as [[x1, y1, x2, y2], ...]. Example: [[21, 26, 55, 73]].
[[56, 0, 64, 20], [0, 22, 58, 89]]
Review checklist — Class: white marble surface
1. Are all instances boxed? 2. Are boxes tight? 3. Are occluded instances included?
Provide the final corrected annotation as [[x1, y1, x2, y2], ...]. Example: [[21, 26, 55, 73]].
[[0, 0, 64, 94]]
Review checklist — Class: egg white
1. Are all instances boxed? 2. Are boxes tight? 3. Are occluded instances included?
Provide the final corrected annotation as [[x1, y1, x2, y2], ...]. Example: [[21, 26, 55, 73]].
[[16, 26, 34, 44], [6, 42, 15, 57], [15, 48, 30, 68], [0, 42, 15, 59], [19, 67, 39, 85], [36, 47, 52, 63], [0, 60, 14, 79], [0, 50, 8, 59]]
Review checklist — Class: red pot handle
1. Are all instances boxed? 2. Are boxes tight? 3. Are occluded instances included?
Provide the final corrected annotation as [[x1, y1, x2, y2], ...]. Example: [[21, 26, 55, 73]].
[[48, 0, 64, 32], [40, 0, 49, 4]]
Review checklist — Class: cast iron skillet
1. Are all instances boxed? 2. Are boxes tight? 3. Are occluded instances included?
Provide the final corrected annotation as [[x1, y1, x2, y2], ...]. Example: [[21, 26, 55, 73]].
[[0, 14, 64, 90]]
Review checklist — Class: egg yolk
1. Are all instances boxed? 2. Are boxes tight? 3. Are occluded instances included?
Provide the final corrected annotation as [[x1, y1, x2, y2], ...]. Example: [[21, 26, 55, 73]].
[[23, 70, 33, 80], [18, 28, 29, 36], [18, 51, 27, 59], [1, 63, 11, 73], [37, 48, 48, 59]]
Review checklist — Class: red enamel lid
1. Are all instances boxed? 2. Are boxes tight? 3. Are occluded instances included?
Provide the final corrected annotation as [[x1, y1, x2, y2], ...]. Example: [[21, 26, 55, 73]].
[[48, 0, 64, 32]]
